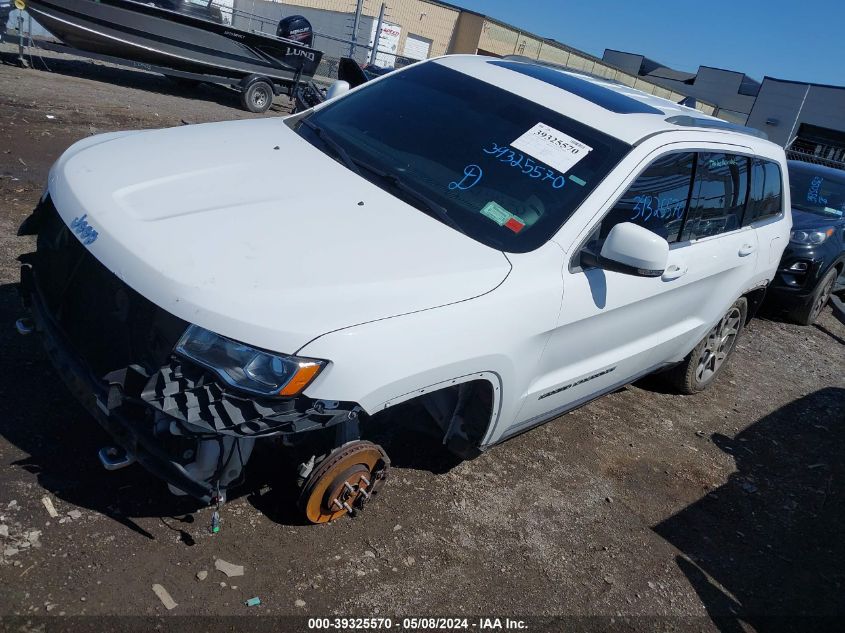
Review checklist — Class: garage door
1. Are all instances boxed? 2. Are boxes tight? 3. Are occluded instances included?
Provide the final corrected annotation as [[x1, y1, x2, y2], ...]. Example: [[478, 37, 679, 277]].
[[403, 33, 432, 60]]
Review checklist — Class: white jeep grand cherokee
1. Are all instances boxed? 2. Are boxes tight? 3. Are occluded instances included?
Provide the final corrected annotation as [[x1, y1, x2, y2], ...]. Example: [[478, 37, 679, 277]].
[[18, 56, 790, 523]]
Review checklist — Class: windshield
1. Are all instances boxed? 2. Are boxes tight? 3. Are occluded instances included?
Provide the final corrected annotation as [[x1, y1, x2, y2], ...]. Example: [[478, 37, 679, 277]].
[[296, 62, 631, 252], [789, 164, 845, 219]]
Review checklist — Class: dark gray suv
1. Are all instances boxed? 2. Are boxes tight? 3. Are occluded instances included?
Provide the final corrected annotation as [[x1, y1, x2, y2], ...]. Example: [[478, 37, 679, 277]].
[[768, 160, 845, 325]]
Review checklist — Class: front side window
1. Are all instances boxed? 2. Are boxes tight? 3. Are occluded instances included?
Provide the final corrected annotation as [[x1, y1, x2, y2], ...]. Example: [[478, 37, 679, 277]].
[[744, 159, 783, 224], [585, 152, 695, 251], [296, 61, 631, 253], [682, 153, 749, 240]]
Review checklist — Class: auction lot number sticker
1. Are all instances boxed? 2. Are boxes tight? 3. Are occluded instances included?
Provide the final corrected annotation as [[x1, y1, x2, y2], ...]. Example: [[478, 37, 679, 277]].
[[308, 617, 528, 630], [510, 122, 592, 175]]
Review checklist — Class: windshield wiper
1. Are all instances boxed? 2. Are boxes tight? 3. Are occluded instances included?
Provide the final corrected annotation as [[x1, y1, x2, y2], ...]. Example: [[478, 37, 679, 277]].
[[300, 118, 361, 176], [353, 163, 465, 235]]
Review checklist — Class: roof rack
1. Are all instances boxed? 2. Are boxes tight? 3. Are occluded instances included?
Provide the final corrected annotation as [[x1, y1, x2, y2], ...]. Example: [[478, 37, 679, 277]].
[[664, 115, 769, 140]]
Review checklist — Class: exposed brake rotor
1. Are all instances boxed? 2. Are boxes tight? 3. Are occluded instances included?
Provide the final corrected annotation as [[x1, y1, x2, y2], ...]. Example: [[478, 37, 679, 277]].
[[298, 440, 390, 524]]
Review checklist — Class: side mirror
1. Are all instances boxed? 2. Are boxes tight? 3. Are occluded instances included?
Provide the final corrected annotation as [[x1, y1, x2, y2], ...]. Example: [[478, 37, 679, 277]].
[[597, 222, 668, 277], [325, 80, 350, 101]]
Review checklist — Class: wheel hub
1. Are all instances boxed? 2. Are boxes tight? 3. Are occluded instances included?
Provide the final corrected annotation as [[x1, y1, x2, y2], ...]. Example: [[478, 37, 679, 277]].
[[253, 90, 268, 108], [299, 441, 389, 524]]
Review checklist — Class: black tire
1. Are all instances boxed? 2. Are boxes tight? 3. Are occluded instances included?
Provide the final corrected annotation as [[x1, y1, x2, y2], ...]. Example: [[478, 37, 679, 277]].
[[790, 266, 837, 326], [666, 297, 748, 394], [240, 80, 274, 113]]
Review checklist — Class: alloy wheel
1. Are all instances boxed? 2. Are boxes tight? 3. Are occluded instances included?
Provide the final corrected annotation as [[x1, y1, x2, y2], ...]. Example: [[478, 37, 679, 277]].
[[695, 306, 742, 384]]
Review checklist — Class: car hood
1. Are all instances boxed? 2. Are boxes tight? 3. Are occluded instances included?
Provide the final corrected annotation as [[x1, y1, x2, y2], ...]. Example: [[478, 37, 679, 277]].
[[48, 118, 511, 353]]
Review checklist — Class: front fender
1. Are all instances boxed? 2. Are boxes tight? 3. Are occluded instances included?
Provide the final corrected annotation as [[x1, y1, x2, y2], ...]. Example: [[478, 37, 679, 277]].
[[295, 242, 565, 447]]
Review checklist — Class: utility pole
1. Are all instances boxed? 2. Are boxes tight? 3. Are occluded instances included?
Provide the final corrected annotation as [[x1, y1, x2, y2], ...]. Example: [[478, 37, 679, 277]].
[[349, 0, 364, 58], [368, 2, 385, 66]]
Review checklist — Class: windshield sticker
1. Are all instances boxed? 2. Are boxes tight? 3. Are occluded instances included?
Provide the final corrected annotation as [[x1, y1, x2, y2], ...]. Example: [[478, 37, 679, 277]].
[[482, 142, 566, 189], [480, 201, 526, 233], [505, 217, 525, 233], [825, 207, 843, 217], [480, 201, 510, 225], [708, 157, 738, 169], [510, 123, 593, 175], [568, 175, 586, 186], [448, 164, 483, 191]]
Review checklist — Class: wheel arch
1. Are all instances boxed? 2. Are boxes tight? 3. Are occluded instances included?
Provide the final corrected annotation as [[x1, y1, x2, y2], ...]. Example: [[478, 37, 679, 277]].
[[368, 371, 503, 459], [742, 285, 768, 324], [239, 73, 273, 90]]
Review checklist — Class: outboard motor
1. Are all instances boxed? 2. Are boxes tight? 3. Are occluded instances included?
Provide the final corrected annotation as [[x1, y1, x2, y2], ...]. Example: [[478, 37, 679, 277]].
[[277, 15, 313, 48]]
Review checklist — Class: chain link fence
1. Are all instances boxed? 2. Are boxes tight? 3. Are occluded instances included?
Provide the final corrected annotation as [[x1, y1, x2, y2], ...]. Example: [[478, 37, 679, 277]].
[[226, 0, 415, 85]]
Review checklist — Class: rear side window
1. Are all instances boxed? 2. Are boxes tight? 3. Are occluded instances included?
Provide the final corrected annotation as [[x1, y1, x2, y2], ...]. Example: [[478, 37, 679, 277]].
[[682, 153, 749, 240], [744, 159, 783, 224], [591, 152, 695, 245]]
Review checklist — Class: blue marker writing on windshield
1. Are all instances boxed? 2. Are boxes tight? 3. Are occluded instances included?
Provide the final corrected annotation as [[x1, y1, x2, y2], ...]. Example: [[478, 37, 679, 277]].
[[449, 164, 483, 191]]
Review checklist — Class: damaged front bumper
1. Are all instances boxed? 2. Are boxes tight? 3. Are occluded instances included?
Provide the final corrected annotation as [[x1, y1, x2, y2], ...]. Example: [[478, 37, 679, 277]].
[[18, 210, 358, 504]]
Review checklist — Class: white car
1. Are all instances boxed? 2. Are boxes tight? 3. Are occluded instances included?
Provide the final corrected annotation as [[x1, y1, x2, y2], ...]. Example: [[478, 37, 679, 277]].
[[18, 55, 790, 523]]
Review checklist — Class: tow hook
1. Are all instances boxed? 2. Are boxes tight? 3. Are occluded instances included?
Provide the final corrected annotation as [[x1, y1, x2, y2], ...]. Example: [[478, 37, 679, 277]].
[[98, 446, 136, 471], [15, 317, 34, 336]]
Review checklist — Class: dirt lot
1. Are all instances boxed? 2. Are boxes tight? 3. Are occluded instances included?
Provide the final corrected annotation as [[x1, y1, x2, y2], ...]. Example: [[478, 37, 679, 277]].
[[0, 47, 843, 632]]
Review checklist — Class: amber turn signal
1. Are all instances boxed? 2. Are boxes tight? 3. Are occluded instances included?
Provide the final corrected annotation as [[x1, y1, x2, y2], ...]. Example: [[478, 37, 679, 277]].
[[278, 362, 323, 396]]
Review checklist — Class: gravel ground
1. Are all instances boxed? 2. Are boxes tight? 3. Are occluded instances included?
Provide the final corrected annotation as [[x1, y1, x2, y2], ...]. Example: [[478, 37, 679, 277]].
[[0, 47, 843, 632]]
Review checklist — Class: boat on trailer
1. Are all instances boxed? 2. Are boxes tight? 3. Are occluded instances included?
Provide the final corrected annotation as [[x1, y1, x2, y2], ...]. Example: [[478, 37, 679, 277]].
[[17, 0, 324, 111]]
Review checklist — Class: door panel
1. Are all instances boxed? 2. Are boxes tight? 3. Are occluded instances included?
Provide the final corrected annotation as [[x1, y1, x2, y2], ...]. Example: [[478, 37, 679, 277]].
[[513, 148, 761, 430], [514, 244, 702, 428], [515, 226, 758, 429]]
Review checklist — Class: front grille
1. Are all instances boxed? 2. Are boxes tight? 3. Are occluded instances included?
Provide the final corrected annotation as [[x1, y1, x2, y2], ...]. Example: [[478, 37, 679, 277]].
[[33, 198, 188, 378]]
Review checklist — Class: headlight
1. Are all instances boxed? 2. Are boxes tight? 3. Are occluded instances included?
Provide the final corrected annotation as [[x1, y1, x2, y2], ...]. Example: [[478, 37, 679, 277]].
[[175, 325, 326, 397], [790, 228, 834, 245]]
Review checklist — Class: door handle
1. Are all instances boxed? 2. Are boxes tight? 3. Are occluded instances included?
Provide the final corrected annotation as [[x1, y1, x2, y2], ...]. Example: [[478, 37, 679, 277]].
[[662, 264, 688, 281], [738, 243, 756, 257]]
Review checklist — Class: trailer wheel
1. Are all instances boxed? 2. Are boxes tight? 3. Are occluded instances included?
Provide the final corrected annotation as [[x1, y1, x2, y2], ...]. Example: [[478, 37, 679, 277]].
[[241, 79, 274, 113]]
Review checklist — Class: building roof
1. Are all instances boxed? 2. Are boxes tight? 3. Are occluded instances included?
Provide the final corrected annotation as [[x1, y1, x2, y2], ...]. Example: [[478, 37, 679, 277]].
[[759, 76, 845, 91], [646, 66, 696, 83], [602, 50, 764, 98], [738, 75, 762, 96]]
